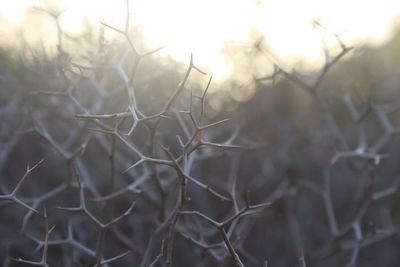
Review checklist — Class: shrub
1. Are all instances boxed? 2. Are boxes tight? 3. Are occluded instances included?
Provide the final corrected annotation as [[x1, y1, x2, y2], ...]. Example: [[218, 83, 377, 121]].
[[1, 4, 400, 267]]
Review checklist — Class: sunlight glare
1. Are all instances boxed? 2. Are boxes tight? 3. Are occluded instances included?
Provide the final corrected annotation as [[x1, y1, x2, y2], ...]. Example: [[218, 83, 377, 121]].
[[0, 0, 399, 81]]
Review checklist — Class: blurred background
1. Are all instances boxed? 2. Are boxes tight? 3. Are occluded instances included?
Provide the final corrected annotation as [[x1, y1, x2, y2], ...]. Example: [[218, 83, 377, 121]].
[[1, 0, 399, 81]]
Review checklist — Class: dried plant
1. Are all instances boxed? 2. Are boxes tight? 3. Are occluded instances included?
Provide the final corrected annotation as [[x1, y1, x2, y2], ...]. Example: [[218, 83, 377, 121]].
[[1, 2, 400, 267]]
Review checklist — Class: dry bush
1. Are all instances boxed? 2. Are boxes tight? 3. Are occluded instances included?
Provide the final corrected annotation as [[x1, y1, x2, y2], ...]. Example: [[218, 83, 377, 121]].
[[1, 3, 400, 267]]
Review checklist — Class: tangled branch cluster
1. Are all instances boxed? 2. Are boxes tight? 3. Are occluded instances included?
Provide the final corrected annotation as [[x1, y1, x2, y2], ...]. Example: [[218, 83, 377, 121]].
[[1, 3, 400, 267]]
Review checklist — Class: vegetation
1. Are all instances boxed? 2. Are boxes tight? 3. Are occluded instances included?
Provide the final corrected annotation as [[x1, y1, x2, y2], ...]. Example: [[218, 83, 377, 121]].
[[1, 4, 400, 267]]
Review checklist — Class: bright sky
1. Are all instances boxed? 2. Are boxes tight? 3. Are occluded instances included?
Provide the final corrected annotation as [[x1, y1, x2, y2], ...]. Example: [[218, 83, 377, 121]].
[[0, 0, 399, 81]]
